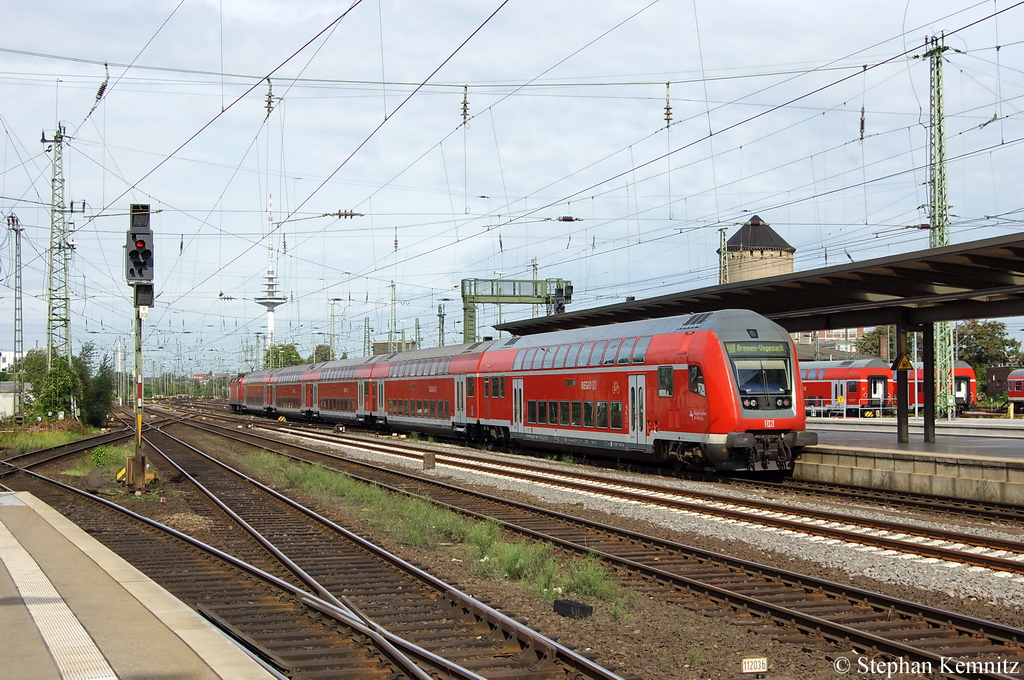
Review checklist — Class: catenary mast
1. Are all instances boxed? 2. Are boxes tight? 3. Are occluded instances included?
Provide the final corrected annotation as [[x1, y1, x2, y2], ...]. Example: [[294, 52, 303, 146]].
[[927, 35, 955, 417]]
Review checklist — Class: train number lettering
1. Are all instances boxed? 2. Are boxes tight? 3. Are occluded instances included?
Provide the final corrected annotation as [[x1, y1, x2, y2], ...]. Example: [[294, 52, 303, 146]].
[[764, 420, 775, 428], [580, 380, 597, 390]]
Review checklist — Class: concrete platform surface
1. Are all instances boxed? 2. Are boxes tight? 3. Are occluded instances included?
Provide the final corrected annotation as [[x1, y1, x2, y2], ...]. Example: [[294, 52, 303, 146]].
[[0, 491, 275, 680]]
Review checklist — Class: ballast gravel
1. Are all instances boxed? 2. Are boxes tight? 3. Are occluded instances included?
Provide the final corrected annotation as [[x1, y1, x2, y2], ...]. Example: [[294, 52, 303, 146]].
[[296, 432, 1024, 611]]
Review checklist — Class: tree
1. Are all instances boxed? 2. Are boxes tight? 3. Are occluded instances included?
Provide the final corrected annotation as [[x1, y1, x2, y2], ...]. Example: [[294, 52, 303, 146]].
[[264, 343, 305, 368], [956, 320, 1023, 393], [32, 355, 81, 418], [308, 344, 333, 363], [15, 348, 48, 390], [80, 355, 116, 427], [856, 326, 893, 359]]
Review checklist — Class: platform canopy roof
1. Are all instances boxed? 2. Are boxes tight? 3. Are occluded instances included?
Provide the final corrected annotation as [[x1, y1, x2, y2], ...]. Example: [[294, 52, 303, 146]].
[[496, 232, 1024, 335]]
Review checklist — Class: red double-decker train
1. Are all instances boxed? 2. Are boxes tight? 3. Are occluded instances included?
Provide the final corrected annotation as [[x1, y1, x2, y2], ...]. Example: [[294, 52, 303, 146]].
[[229, 309, 817, 472], [800, 359, 976, 416]]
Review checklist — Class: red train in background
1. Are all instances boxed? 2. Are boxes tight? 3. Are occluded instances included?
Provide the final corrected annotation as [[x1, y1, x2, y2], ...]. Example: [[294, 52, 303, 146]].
[[229, 309, 817, 473], [1004, 368, 1024, 405], [800, 359, 976, 416]]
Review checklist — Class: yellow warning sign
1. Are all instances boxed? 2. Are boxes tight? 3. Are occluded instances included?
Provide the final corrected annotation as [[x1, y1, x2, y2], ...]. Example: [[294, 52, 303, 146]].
[[891, 354, 914, 371]]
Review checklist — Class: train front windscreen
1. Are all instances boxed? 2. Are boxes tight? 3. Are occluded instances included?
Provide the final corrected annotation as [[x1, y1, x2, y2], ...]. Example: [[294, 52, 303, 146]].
[[723, 340, 793, 410]]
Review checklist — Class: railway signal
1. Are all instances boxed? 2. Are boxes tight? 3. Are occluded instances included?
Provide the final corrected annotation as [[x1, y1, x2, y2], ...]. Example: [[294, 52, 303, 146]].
[[125, 204, 154, 284], [124, 203, 154, 493]]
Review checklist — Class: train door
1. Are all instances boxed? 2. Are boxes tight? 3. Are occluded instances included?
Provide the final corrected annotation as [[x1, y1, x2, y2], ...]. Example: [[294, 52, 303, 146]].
[[357, 380, 367, 415], [832, 380, 845, 409], [265, 385, 274, 411], [867, 376, 886, 405], [375, 380, 386, 417], [954, 376, 970, 404], [512, 378, 524, 435], [628, 374, 648, 448], [305, 383, 314, 410], [455, 376, 466, 423]]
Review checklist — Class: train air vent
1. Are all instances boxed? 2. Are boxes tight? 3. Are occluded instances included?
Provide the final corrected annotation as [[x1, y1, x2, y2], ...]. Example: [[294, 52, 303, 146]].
[[679, 312, 712, 329]]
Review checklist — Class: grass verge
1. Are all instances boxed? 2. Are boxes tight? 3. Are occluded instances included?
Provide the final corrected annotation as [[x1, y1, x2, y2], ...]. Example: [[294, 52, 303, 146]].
[[248, 450, 636, 615], [63, 443, 134, 477], [0, 430, 85, 455]]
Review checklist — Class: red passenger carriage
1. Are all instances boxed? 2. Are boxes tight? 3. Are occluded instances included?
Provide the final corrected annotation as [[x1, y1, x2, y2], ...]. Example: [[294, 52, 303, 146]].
[[229, 309, 816, 472]]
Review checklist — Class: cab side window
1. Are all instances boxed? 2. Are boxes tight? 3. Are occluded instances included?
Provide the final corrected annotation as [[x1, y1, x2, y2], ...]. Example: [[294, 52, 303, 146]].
[[688, 365, 706, 397]]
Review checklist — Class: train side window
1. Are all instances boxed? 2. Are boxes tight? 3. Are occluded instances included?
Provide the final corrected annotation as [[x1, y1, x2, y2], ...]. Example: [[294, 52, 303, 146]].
[[499, 376, 506, 398], [542, 346, 557, 369], [565, 343, 582, 368], [847, 381, 857, 393], [658, 366, 674, 397], [513, 349, 526, 370], [577, 342, 594, 367], [484, 376, 490, 398], [548, 400, 558, 424], [553, 345, 569, 368], [616, 338, 636, 364], [560, 400, 570, 425], [467, 378, 475, 398], [444, 357, 451, 374], [430, 400, 437, 418], [533, 348, 548, 370], [603, 340, 622, 365], [523, 348, 537, 370], [596, 401, 609, 428], [583, 401, 595, 427], [631, 336, 652, 363], [610, 402, 623, 429], [588, 341, 608, 367], [689, 365, 706, 397], [571, 401, 582, 426], [537, 400, 547, 424], [527, 400, 537, 424]]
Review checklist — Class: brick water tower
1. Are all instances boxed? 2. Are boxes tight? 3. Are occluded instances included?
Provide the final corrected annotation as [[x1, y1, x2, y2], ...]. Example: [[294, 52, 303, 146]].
[[720, 215, 794, 283]]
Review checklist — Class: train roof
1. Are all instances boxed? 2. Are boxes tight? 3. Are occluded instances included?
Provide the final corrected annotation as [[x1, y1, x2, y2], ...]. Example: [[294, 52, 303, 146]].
[[487, 309, 784, 351], [237, 339, 499, 381], [236, 309, 780, 380], [799, 359, 890, 370]]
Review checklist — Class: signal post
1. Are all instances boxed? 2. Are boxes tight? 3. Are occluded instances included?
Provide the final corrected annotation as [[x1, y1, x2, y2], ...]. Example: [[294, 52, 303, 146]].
[[125, 204, 154, 492]]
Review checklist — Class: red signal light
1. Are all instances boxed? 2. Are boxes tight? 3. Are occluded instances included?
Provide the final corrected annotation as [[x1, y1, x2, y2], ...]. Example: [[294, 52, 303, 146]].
[[135, 239, 146, 248]]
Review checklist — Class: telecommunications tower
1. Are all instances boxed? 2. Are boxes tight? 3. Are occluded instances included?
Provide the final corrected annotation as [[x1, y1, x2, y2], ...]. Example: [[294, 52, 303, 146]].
[[255, 197, 286, 367]]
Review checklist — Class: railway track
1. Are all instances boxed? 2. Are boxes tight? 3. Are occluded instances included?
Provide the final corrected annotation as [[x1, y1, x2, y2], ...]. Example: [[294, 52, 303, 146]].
[[143, 425, 629, 680], [174, 401, 1024, 526], [163, 413, 1024, 678], [190, 413, 1024, 576], [0, 470, 470, 680], [0, 426, 132, 472]]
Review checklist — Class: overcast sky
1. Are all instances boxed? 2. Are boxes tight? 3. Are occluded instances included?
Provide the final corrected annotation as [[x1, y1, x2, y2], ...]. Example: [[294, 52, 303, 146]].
[[2, 0, 1023, 375]]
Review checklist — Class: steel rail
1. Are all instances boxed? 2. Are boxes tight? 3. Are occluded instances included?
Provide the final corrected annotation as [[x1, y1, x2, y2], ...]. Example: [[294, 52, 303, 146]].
[[147, 425, 627, 680], [164, 417, 1024, 679], [2, 466, 465, 680]]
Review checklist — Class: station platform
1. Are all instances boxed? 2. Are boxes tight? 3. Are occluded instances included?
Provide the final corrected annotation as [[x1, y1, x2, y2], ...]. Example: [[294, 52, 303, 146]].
[[0, 491, 275, 680], [796, 419, 1024, 503]]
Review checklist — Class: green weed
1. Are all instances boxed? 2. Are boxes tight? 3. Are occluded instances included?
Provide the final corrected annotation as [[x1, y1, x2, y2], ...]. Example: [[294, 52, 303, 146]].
[[246, 450, 629, 612]]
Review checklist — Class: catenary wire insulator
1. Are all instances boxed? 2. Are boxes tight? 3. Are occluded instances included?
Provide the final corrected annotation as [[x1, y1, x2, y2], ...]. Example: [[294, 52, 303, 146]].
[[664, 82, 672, 126]]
